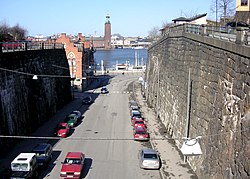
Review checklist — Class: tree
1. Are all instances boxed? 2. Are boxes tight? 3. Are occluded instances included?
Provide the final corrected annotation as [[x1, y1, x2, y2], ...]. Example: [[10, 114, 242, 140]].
[[0, 22, 27, 42], [148, 26, 161, 42], [10, 24, 27, 40], [210, 0, 235, 24]]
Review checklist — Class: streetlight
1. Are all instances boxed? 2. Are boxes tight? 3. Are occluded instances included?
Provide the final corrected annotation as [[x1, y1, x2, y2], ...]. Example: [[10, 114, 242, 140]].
[[152, 55, 160, 118]]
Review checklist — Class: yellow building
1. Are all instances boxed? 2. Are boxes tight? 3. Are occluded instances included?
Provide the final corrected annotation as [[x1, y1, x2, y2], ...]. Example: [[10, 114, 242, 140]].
[[235, 0, 250, 23]]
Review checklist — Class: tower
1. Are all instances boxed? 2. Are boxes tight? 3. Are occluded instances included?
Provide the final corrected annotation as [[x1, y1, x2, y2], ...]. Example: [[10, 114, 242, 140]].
[[104, 14, 112, 49]]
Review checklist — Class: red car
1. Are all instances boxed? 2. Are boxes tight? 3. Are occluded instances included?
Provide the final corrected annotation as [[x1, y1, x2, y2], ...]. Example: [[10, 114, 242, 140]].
[[60, 152, 85, 179], [132, 118, 146, 128], [54, 122, 70, 138], [133, 126, 149, 141]]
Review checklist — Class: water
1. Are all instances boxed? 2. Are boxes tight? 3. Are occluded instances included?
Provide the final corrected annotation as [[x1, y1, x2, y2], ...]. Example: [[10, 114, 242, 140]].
[[94, 48, 148, 70]]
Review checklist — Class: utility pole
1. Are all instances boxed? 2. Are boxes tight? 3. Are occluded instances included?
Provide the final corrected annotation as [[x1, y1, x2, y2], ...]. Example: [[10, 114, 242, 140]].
[[216, 0, 218, 27]]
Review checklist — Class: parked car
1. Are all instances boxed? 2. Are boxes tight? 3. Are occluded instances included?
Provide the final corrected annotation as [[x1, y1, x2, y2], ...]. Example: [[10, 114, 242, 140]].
[[132, 118, 146, 128], [131, 110, 142, 121], [225, 21, 249, 29], [130, 105, 139, 111], [82, 96, 92, 105], [10, 153, 39, 179], [54, 122, 70, 138], [138, 148, 160, 169], [65, 113, 78, 127], [71, 110, 82, 120], [60, 152, 85, 179], [129, 100, 138, 107], [133, 126, 149, 141], [101, 86, 109, 94], [32, 143, 53, 168]]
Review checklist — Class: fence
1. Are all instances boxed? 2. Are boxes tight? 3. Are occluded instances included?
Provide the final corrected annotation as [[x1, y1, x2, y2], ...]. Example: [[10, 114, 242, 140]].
[[0, 41, 64, 53], [162, 24, 250, 46]]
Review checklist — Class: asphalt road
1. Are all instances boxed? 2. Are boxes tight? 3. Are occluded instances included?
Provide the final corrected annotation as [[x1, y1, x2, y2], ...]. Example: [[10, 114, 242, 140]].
[[43, 73, 160, 179], [0, 72, 159, 178]]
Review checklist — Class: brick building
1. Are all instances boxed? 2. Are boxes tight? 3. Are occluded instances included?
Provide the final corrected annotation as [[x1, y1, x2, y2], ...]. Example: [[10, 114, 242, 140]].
[[56, 33, 94, 88]]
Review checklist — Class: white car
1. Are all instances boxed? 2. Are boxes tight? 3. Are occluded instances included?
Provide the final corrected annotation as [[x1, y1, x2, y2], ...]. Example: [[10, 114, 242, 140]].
[[71, 110, 82, 120], [138, 149, 160, 169]]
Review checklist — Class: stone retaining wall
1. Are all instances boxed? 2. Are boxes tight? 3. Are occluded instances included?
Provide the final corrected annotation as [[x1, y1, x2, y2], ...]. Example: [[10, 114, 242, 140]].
[[145, 34, 250, 178], [0, 49, 71, 154]]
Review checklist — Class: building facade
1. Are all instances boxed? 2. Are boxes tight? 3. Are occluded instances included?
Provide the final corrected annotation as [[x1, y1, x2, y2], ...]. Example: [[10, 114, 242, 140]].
[[235, 0, 250, 23], [56, 33, 84, 79]]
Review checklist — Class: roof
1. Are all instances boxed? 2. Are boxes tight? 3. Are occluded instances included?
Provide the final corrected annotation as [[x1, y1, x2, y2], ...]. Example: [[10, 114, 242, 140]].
[[66, 152, 83, 158], [135, 126, 146, 131], [12, 153, 36, 163], [172, 13, 207, 22]]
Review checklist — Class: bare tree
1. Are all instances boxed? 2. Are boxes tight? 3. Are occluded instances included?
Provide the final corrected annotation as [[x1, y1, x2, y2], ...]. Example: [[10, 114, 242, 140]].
[[148, 26, 161, 42], [10, 24, 27, 40], [0, 22, 27, 41], [210, 0, 235, 24]]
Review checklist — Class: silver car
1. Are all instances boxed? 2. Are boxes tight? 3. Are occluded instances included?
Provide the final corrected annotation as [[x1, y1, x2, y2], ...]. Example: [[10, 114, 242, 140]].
[[138, 149, 160, 169]]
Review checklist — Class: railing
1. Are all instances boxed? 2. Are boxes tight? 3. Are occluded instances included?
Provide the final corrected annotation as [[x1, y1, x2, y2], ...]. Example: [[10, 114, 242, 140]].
[[0, 42, 64, 53], [162, 24, 250, 46]]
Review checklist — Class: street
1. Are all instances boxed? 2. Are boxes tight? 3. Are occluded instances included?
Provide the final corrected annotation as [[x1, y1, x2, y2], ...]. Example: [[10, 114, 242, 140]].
[[0, 71, 161, 179], [45, 72, 161, 179]]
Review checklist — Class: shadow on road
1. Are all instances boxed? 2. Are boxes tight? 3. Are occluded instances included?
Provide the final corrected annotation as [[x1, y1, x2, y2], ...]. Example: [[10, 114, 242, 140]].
[[82, 158, 93, 178]]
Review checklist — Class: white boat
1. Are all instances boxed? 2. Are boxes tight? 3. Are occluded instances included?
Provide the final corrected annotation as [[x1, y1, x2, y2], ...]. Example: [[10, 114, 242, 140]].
[[132, 46, 145, 49]]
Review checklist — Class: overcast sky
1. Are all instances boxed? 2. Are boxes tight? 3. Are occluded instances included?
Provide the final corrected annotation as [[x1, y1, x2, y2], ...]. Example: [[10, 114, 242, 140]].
[[0, 0, 222, 37]]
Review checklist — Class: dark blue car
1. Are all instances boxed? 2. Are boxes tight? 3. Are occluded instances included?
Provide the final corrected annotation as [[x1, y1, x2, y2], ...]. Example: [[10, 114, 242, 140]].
[[32, 143, 53, 168]]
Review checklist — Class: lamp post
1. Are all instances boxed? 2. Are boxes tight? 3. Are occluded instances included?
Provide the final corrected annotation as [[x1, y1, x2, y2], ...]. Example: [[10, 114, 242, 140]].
[[152, 55, 160, 118]]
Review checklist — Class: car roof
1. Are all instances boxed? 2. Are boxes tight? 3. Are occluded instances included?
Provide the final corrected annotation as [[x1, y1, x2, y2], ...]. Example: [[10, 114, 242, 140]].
[[129, 100, 138, 105], [142, 148, 157, 154], [32, 143, 51, 152], [132, 110, 140, 113], [12, 153, 36, 163], [66, 152, 83, 158], [135, 126, 146, 131]]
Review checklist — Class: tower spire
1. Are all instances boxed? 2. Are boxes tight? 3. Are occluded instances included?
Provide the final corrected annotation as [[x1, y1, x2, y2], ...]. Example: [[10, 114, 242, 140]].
[[106, 13, 110, 24]]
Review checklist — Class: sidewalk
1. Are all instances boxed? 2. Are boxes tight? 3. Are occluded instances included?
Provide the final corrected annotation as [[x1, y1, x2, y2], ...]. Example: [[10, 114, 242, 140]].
[[133, 82, 198, 179]]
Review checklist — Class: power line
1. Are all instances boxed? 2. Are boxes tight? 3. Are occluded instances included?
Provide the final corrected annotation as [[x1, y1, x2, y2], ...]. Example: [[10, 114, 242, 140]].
[[0, 66, 143, 79], [0, 128, 248, 141]]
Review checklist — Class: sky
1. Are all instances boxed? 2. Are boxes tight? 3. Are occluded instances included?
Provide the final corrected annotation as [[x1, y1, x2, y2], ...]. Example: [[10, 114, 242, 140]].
[[0, 0, 219, 37]]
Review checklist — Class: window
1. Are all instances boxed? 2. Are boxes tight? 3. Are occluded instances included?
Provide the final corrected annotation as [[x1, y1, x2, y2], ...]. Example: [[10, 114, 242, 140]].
[[241, 0, 248, 6]]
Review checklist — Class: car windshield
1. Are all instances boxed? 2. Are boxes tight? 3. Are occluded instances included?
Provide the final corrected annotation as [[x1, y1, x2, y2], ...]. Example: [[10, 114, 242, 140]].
[[144, 153, 157, 159], [34, 151, 46, 156], [64, 158, 81, 164], [135, 121, 144, 124], [133, 113, 141, 117], [11, 163, 28, 171], [136, 131, 146, 134]]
